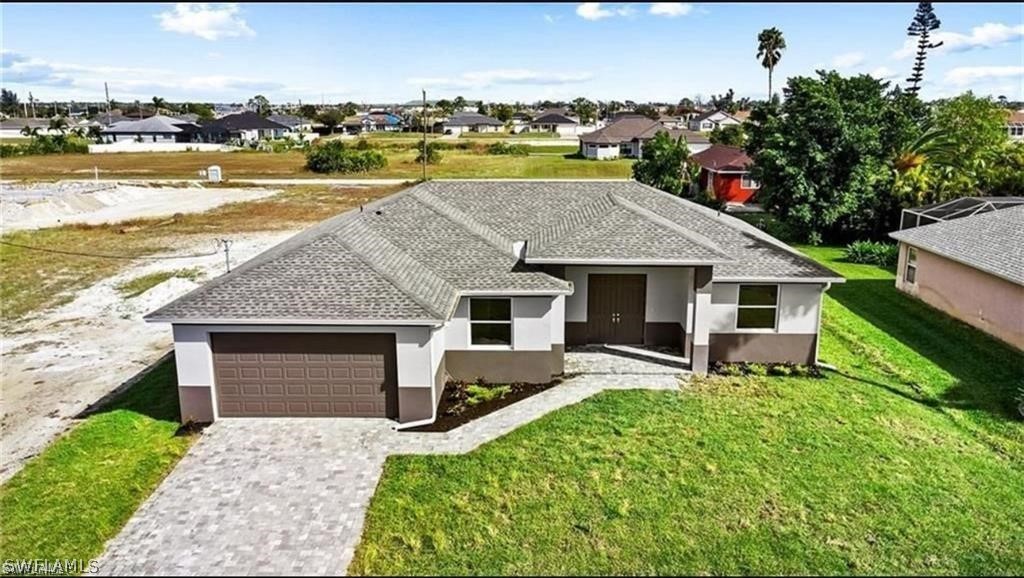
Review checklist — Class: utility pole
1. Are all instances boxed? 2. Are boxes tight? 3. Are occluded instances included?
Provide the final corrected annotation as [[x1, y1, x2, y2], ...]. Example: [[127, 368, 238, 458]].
[[219, 238, 233, 272], [104, 82, 111, 126], [422, 89, 427, 181], [28, 92, 35, 117]]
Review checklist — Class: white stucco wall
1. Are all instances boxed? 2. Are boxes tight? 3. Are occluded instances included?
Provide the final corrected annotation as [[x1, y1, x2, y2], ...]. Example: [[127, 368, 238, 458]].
[[708, 283, 824, 334], [584, 143, 621, 160], [444, 296, 558, 351], [564, 267, 691, 325]]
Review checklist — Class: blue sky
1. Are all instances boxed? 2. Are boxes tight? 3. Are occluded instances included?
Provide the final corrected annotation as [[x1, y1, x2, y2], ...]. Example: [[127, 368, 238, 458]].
[[2, 3, 1021, 104]]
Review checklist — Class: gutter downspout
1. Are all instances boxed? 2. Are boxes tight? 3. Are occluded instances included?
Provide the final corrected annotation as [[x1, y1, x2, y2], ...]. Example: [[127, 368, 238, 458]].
[[814, 282, 832, 365], [393, 402, 437, 430]]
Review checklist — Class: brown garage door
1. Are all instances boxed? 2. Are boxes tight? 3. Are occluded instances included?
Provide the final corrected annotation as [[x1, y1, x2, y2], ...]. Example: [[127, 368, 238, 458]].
[[211, 333, 397, 418]]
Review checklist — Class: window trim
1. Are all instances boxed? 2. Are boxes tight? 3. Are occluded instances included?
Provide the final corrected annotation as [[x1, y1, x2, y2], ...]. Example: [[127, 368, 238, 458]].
[[734, 284, 779, 333], [740, 174, 760, 189], [905, 247, 918, 285], [468, 297, 514, 349]]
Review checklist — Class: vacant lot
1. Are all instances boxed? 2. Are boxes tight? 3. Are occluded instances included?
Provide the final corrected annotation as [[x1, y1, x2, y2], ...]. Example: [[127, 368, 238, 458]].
[[351, 248, 1024, 575], [2, 150, 630, 181], [0, 358, 194, 569], [1, 184, 400, 325]]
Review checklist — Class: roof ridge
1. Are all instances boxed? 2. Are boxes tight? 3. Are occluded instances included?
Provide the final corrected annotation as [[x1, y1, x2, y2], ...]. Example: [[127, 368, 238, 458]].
[[412, 187, 515, 252], [336, 217, 459, 319], [609, 194, 734, 261], [529, 193, 618, 250]]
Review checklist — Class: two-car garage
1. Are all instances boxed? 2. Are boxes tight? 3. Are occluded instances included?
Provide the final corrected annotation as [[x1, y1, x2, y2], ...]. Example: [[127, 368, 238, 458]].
[[210, 333, 398, 418]]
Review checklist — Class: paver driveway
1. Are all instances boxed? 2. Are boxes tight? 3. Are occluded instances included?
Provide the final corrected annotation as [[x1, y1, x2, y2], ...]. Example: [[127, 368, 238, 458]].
[[96, 349, 686, 576]]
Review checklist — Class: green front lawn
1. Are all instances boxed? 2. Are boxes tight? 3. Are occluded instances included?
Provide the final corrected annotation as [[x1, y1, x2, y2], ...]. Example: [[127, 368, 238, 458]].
[[0, 359, 194, 568], [351, 247, 1024, 575]]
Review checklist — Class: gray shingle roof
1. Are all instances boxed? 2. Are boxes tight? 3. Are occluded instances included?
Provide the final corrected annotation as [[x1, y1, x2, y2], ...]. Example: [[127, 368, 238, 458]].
[[148, 180, 841, 324], [890, 205, 1024, 286], [445, 112, 503, 127]]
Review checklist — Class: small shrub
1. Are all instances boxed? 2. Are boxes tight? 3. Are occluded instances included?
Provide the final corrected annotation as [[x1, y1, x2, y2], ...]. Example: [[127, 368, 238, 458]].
[[415, 141, 443, 164], [465, 384, 511, 406], [486, 141, 529, 156], [768, 364, 793, 377], [305, 140, 387, 174], [746, 363, 769, 377], [844, 240, 899, 268], [713, 363, 745, 377]]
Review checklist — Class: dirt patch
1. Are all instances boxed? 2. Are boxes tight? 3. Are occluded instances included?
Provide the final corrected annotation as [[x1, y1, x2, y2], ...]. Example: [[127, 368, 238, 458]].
[[405, 377, 573, 432]]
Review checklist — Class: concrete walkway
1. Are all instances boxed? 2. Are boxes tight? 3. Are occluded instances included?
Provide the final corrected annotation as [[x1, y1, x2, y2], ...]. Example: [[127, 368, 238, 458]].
[[95, 349, 687, 576]]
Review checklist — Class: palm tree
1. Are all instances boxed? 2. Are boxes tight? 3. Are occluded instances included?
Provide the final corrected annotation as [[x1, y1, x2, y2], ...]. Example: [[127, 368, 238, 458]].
[[757, 27, 787, 100], [20, 126, 39, 138], [152, 96, 168, 115], [48, 117, 68, 134], [893, 121, 956, 174]]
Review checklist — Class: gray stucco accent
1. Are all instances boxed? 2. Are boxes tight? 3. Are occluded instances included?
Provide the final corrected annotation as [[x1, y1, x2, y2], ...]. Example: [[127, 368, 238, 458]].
[[690, 266, 713, 374], [709, 333, 817, 364], [446, 349, 561, 384], [178, 385, 214, 423], [398, 388, 433, 423]]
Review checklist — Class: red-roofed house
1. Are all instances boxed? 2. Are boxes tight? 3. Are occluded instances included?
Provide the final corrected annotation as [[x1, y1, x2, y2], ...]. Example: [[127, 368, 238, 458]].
[[690, 144, 758, 204]]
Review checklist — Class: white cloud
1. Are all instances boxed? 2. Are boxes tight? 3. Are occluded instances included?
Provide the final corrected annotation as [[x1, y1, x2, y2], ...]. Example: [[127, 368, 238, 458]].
[[893, 22, 1024, 59], [831, 52, 865, 69], [576, 3, 635, 21], [157, 3, 255, 41], [869, 66, 900, 81], [408, 69, 594, 90], [944, 65, 1024, 86], [649, 3, 692, 18]]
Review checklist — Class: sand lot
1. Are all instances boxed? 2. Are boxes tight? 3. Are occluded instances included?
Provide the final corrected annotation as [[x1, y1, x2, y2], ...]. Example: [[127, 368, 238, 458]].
[[1, 181, 279, 231], [0, 230, 298, 483]]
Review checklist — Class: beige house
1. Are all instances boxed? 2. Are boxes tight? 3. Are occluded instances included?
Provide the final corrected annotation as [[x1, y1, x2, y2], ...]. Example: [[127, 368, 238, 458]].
[[890, 205, 1024, 350]]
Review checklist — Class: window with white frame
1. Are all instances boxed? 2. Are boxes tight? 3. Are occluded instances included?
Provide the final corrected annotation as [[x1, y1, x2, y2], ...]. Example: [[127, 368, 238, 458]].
[[469, 298, 512, 346], [741, 174, 760, 189], [905, 247, 917, 284], [736, 285, 779, 330]]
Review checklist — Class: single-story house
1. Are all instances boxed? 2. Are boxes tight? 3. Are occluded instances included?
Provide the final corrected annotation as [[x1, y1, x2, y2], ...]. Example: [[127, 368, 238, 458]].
[[510, 111, 532, 133], [690, 144, 758, 205], [579, 117, 710, 160], [199, 112, 290, 143], [101, 115, 202, 143], [343, 113, 404, 134], [267, 114, 315, 132], [443, 111, 504, 135], [688, 110, 742, 132], [889, 204, 1023, 350], [0, 117, 56, 138], [529, 111, 582, 136], [1006, 110, 1024, 142], [147, 180, 843, 425]]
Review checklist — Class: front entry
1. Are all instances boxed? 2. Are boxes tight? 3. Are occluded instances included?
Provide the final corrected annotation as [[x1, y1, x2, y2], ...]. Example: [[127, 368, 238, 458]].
[[587, 274, 646, 344]]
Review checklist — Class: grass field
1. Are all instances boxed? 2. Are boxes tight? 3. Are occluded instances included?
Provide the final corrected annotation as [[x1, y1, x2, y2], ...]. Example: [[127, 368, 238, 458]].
[[350, 247, 1024, 575], [0, 358, 193, 570], [1, 150, 629, 181], [0, 184, 400, 326]]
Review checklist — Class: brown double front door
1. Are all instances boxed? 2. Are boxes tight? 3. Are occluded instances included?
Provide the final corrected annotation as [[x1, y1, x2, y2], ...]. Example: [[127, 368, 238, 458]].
[[587, 274, 646, 344]]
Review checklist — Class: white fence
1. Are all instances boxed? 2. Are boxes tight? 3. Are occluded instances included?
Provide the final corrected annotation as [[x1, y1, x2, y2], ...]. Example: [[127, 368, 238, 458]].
[[88, 142, 238, 154]]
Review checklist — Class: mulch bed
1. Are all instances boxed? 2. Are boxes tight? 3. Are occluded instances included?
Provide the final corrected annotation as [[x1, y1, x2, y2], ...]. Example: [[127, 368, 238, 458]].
[[403, 376, 573, 433]]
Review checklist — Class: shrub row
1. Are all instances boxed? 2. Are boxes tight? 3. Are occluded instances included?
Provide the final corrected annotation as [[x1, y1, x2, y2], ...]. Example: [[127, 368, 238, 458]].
[[485, 141, 529, 156], [305, 140, 387, 174], [711, 361, 822, 378], [0, 136, 90, 157], [844, 240, 899, 268]]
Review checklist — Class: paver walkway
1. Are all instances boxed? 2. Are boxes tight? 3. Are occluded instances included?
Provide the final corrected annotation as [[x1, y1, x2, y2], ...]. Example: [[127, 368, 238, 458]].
[[96, 349, 687, 576]]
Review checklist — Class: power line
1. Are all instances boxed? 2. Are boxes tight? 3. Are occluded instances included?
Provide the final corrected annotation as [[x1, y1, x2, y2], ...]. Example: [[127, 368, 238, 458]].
[[0, 240, 223, 261]]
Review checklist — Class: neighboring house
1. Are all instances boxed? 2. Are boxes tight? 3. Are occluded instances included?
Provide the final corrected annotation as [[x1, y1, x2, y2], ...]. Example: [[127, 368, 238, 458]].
[[1006, 110, 1024, 142], [147, 180, 842, 424], [343, 112, 404, 134], [889, 204, 1024, 350], [172, 113, 201, 124], [267, 114, 315, 132], [443, 112, 504, 135], [529, 111, 582, 136], [510, 111, 532, 133], [101, 115, 202, 143], [658, 113, 687, 129], [0, 117, 55, 138], [579, 117, 710, 160], [200, 112, 290, 143], [690, 144, 758, 205], [688, 110, 742, 132]]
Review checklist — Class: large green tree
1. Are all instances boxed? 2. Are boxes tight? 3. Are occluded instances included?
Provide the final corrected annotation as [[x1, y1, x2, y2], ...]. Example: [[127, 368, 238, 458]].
[[709, 124, 746, 147], [756, 27, 787, 100], [632, 131, 691, 196], [1, 89, 20, 115], [247, 94, 271, 116], [746, 72, 896, 242], [571, 97, 598, 124]]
